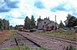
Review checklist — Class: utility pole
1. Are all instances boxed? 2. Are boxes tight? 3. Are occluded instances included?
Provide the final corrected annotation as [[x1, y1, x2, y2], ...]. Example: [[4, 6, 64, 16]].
[[54, 15, 56, 31]]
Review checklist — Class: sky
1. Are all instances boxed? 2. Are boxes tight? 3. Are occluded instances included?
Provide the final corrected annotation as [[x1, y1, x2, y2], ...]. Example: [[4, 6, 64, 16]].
[[0, 0, 77, 26]]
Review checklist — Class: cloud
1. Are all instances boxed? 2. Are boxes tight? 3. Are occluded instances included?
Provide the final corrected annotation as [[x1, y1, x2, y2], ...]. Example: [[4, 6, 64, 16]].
[[10, 18, 24, 26], [11, 0, 77, 26], [71, 9, 77, 17], [17, 16, 26, 19], [50, 0, 77, 18], [5, 16, 13, 20], [33, 8, 70, 24], [0, 8, 10, 12], [0, 1, 10, 12], [55, 11, 71, 24], [34, 9, 54, 18], [51, 3, 67, 12], [0, 0, 77, 26], [68, 0, 77, 8], [4, 0, 19, 8], [0, 0, 19, 12], [34, 1, 45, 9], [9, 9, 22, 18]]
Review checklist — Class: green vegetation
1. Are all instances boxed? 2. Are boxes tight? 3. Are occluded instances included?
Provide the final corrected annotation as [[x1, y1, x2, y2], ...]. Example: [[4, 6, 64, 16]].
[[66, 14, 77, 28], [0, 19, 9, 30], [9, 30, 18, 39], [38, 30, 77, 40], [37, 16, 42, 23], [2, 46, 46, 50], [66, 45, 77, 50], [2, 46, 19, 50], [24, 16, 31, 29], [9, 30, 17, 39], [30, 15, 36, 29], [0, 30, 16, 44], [7, 30, 46, 50], [24, 15, 36, 29], [59, 20, 64, 28]]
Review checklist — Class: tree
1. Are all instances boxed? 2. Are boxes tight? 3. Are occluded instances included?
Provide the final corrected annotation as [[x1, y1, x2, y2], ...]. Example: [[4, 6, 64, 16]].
[[47, 17, 50, 20], [59, 20, 64, 28], [37, 16, 42, 23], [2, 19, 9, 30], [65, 14, 77, 27], [37, 16, 42, 28], [24, 16, 31, 29], [10, 25, 14, 30], [30, 15, 36, 29], [0, 19, 9, 30], [0, 19, 3, 30], [6, 20, 9, 29], [44, 17, 50, 20]]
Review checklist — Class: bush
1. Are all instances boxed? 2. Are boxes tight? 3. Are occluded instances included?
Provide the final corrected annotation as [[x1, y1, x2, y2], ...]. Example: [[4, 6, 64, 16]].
[[66, 45, 76, 50]]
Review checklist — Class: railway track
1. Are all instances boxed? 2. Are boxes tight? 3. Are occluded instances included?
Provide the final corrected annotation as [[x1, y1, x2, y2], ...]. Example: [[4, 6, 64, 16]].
[[18, 32, 77, 50], [14, 38, 21, 50], [0, 32, 76, 50], [14, 33, 43, 50], [48, 36, 77, 45], [43, 35, 77, 45], [18, 32, 77, 45]]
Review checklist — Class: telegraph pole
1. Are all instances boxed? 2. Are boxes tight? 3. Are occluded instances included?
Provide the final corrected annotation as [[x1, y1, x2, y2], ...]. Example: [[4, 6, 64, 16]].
[[54, 15, 56, 31]]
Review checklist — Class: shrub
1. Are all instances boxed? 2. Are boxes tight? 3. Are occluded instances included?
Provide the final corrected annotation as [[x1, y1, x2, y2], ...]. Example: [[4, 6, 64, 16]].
[[66, 45, 76, 50]]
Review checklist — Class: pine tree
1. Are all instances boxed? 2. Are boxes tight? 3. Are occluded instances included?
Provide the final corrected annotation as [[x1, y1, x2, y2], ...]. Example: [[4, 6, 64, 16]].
[[0, 19, 3, 30], [59, 20, 64, 28], [37, 16, 42, 23], [24, 16, 31, 29], [30, 15, 36, 29]]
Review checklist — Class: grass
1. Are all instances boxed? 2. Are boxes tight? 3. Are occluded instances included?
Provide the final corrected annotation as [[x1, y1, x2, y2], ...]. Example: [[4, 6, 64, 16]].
[[2, 46, 46, 50], [2, 46, 19, 50], [66, 45, 77, 50], [2, 45, 77, 50], [37, 30, 77, 40], [2, 30, 46, 50], [10, 31, 17, 38], [1, 30, 77, 50], [0, 30, 17, 44]]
